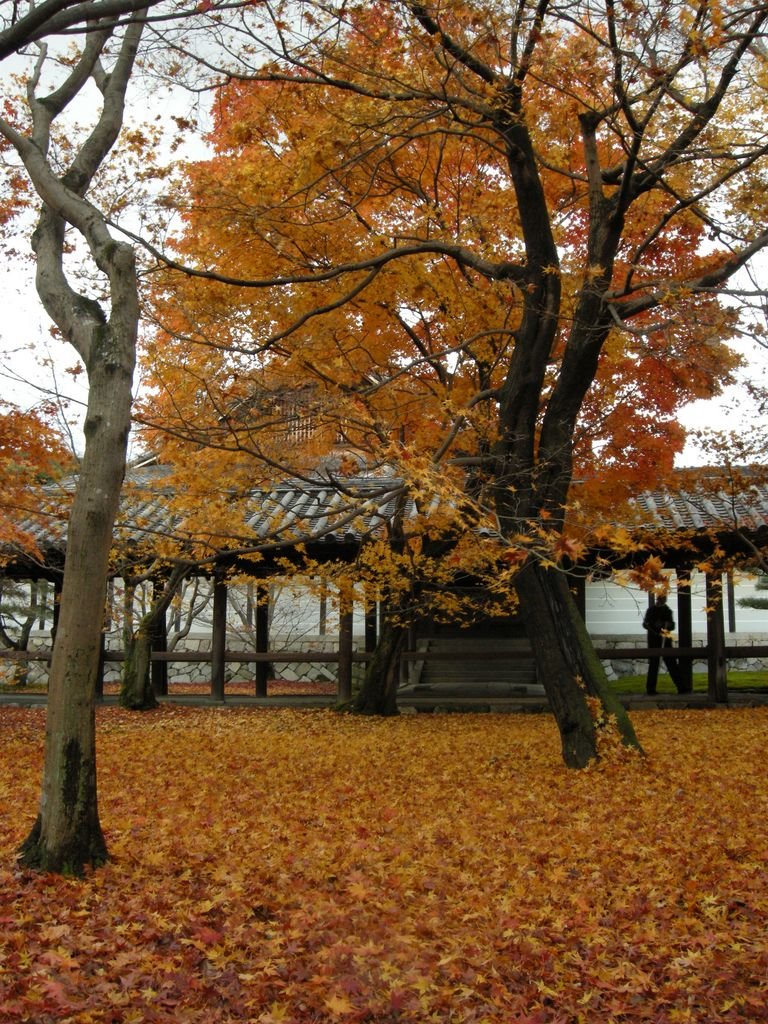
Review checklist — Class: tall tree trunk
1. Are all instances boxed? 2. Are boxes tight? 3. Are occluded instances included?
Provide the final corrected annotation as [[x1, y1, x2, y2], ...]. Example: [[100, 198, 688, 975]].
[[353, 612, 406, 716], [515, 561, 643, 768], [19, 319, 134, 873], [8, 17, 146, 873]]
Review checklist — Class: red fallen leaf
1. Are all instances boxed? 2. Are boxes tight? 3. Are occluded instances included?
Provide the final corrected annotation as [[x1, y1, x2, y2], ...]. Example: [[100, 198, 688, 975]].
[[3, 706, 768, 1022], [191, 924, 224, 945], [38, 949, 80, 970], [388, 988, 413, 1012], [39, 978, 74, 1008]]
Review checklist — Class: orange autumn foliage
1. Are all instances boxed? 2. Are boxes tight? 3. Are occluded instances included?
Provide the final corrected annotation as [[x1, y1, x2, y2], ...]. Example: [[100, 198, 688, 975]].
[[138, 2, 753, 595], [0, 404, 70, 559], [1, 705, 766, 1023], [144, 1, 744, 515]]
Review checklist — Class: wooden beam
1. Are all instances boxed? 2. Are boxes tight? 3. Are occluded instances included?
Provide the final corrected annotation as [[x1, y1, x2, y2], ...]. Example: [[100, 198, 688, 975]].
[[255, 584, 270, 697], [211, 573, 227, 701], [337, 586, 354, 703], [151, 601, 169, 697], [676, 569, 693, 693], [705, 573, 728, 703]]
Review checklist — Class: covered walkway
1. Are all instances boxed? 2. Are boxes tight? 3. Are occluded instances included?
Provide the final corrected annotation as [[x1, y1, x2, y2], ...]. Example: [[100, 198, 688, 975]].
[[3, 464, 768, 706]]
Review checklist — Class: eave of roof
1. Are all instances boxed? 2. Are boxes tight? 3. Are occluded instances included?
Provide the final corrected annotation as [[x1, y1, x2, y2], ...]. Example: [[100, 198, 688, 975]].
[[5, 463, 768, 572]]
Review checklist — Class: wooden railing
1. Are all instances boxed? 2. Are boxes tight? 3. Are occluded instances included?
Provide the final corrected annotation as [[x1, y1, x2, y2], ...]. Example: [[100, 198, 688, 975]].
[[6, 644, 768, 664], [2, 643, 767, 704]]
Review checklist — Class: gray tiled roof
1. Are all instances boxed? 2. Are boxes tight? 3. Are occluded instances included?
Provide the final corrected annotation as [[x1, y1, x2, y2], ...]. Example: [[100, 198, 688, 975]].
[[630, 481, 768, 532], [14, 463, 410, 557], [6, 463, 768, 567]]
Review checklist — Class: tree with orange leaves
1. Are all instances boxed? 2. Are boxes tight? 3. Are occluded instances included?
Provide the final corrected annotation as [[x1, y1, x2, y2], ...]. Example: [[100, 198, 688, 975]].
[[0, 401, 70, 560], [0, 401, 69, 686], [141, 0, 768, 765]]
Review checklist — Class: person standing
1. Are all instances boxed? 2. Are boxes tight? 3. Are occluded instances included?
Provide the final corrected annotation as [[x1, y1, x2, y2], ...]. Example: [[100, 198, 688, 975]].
[[642, 595, 689, 695]]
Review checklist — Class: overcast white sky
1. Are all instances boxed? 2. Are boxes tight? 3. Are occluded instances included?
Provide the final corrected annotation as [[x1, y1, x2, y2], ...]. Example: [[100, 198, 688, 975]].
[[0, 50, 207, 456]]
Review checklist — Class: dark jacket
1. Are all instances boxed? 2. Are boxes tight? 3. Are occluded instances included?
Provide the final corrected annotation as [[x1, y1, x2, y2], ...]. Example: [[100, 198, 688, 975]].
[[643, 602, 675, 634]]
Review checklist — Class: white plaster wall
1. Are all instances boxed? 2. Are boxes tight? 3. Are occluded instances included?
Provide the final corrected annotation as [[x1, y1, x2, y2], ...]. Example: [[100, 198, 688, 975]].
[[585, 569, 768, 636]]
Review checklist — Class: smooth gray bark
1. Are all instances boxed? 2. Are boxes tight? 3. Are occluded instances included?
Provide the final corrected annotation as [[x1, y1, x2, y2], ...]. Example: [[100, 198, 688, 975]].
[[1, 17, 145, 874]]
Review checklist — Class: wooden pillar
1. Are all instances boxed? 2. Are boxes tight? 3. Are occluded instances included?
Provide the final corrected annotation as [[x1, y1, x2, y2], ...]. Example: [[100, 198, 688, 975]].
[[151, 601, 169, 697], [337, 585, 354, 703], [245, 583, 254, 629], [726, 570, 737, 633], [38, 578, 49, 630], [94, 578, 112, 698], [571, 574, 587, 621], [51, 574, 63, 642], [705, 572, 728, 703], [318, 579, 328, 637], [676, 569, 693, 693], [364, 592, 378, 653], [255, 583, 270, 697], [45, 575, 63, 693], [211, 572, 227, 702]]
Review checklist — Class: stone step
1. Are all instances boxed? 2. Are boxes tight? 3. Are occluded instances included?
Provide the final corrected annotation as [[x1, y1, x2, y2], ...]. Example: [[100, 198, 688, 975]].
[[417, 636, 537, 689], [421, 636, 532, 650], [400, 681, 546, 698]]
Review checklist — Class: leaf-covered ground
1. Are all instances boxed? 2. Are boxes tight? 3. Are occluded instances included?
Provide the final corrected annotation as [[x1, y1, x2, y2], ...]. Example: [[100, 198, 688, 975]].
[[1, 707, 767, 1023]]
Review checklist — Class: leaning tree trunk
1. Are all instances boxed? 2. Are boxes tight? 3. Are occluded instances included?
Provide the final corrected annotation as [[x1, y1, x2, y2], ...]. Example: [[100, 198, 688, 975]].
[[515, 560, 643, 768], [353, 613, 406, 716], [120, 567, 189, 710], [121, 622, 158, 710], [119, 578, 157, 711], [14, 580, 45, 687], [0, 580, 42, 687]]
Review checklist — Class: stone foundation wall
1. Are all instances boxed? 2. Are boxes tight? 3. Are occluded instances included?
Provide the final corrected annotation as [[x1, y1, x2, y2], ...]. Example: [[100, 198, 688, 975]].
[[100, 633, 367, 687], [0, 636, 52, 687]]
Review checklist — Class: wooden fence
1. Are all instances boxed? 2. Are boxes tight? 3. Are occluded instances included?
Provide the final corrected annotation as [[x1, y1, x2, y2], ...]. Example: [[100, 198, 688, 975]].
[[3, 642, 768, 702]]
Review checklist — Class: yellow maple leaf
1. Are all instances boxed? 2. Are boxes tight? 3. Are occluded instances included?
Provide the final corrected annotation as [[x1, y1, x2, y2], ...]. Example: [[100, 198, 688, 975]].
[[324, 993, 356, 1016]]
